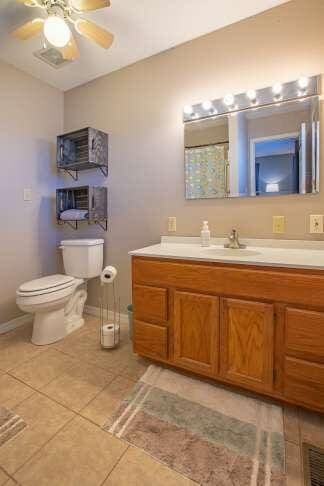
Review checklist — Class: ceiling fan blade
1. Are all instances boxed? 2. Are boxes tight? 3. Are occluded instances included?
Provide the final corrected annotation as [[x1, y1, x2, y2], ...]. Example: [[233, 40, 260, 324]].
[[75, 19, 114, 49], [60, 34, 80, 61], [12, 18, 44, 40], [71, 0, 110, 11]]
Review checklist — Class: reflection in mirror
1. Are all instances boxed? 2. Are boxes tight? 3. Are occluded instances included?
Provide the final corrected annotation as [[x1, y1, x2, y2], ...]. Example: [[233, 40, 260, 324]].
[[185, 116, 229, 198], [184, 96, 320, 199]]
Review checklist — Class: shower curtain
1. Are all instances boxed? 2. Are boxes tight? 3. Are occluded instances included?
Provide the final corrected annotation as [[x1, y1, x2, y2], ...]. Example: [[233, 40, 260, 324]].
[[185, 144, 228, 199]]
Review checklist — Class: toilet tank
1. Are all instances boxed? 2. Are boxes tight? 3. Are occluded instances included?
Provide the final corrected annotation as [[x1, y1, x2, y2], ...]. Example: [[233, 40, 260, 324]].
[[60, 239, 104, 279]]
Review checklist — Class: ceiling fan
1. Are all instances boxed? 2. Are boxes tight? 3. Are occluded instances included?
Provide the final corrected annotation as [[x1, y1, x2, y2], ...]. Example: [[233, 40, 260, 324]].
[[12, 0, 114, 61]]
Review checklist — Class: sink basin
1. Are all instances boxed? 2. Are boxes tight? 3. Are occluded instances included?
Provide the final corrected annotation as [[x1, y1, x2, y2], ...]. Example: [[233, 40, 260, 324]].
[[203, 248, 261, 257]]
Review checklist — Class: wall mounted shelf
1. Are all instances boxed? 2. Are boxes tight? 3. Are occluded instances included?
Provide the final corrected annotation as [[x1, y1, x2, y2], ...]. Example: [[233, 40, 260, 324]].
[[56, 185, 108, 231], [57, 127, 108, 180]]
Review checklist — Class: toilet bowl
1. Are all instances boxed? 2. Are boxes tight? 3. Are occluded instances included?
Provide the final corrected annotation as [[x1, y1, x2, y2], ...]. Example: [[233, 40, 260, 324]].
[[16, 274, 85, 345], [16, 238, 104, 345]]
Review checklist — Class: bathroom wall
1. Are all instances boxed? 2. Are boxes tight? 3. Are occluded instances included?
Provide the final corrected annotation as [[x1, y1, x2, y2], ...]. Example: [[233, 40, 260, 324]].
[[63, 0, 324, 311], [0, 60, 63, 325], [185, 121, 229, 148]]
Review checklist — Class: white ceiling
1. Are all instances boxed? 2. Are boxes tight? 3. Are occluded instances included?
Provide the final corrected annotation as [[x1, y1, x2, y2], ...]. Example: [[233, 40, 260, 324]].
[[0, 0, 289, 91]]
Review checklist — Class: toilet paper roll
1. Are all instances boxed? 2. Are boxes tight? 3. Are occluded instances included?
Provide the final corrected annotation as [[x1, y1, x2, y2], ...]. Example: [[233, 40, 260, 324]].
[[101, 323, 119, 348], [100, 265, 118, 285]]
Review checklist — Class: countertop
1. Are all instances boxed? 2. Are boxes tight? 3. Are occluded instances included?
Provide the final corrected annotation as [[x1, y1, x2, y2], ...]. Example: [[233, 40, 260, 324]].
[[129, 236, 324, 270]]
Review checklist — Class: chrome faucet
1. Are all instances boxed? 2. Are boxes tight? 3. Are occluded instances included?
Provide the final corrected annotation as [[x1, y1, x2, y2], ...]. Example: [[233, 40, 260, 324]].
[[224, 229, 246, 249]]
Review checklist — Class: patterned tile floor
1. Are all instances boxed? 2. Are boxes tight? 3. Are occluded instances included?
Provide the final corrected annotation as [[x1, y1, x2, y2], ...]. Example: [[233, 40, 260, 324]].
[[0, 314, 323, 485]]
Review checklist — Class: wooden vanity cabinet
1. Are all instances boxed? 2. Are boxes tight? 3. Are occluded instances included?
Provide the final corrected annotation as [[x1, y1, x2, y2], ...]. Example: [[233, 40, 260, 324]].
[[132, 256, 324, 413]]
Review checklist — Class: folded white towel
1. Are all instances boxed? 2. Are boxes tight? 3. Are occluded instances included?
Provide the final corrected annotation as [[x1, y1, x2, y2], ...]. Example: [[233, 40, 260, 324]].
[[60, 209, 88, 221]]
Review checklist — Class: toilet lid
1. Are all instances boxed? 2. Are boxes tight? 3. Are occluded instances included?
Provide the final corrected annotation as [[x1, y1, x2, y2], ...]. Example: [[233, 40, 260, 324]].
[[18, 274, 75, 293]]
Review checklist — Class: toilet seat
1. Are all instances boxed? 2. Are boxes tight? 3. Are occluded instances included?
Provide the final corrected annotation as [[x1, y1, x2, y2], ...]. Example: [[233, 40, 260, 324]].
[[17, 274, 75, 297]]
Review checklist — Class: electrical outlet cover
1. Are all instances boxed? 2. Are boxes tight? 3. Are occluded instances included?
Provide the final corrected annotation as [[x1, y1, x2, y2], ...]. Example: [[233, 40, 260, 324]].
[[310, 214, 323, 234], [168, 216, 177, 232], [273, 216, 285, 234], [23, 188, 32, 201]]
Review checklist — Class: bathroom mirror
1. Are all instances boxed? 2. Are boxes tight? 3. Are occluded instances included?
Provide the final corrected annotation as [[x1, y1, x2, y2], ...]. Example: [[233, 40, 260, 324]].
[[184, 96, 320, 199]]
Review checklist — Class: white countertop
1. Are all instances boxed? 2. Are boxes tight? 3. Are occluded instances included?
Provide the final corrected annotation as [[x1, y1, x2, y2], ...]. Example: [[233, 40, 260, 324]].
[[129, 236, 324, 270]]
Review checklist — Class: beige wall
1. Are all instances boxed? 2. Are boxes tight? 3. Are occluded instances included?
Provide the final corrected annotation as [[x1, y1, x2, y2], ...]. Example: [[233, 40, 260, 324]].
[[62, 0, 324, 311], [185, 120, 229, 147], [0, 61, 63, 325]]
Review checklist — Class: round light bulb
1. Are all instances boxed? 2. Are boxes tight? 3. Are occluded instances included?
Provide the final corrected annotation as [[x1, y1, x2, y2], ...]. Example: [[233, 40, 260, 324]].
[[44, 16, 71, 48], [223, 94, 234, 106], [272, 83, 282, 95], [246, 89, 257, 101], [298, 76, 309, 90], [202, 100, 212, 111], [183, 105, 193, 115]]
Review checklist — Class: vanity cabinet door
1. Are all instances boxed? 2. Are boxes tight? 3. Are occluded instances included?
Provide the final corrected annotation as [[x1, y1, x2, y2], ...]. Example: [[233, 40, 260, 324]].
[[220, 298, 274, 392], [173, 291, 219, 376]]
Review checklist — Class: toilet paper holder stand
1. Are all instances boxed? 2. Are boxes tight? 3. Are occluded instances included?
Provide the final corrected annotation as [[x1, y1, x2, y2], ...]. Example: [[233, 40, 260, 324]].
[[99, 279, 120, 349]]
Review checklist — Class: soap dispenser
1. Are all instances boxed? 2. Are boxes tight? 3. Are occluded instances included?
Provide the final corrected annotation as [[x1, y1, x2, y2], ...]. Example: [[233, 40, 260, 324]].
[[201, 221, 211, 247]]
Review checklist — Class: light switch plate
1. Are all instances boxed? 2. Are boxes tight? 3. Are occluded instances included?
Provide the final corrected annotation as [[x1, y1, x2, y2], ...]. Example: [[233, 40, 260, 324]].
[[310, 214, 323, 234], [273, 216, 285, 234], [168, 216, 177, 232], [23, 188, 32, 201]]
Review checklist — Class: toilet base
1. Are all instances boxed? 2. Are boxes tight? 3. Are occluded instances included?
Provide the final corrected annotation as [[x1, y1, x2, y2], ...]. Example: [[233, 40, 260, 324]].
[[65, 287, 87, 336], [32, 308, 67, 346], [66, 315, 84, 335]]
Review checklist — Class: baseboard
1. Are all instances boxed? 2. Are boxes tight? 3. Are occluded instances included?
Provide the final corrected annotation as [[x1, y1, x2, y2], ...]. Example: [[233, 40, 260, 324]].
[[84, 305, 129, 326], [0, 306, 129, 336], [0, 314, 33, 335]]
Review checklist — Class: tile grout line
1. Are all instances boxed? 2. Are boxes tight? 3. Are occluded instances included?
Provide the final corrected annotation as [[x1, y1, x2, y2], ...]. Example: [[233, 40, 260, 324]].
[[0, 464, 19, 486], [51, 343, 131, 376], [0, 344, 47, 375], [8, 371, 115, 420], [297, 408, 304, 479], [0, 318, 148, 483], [11, 414, 77, 480], [7, 354, 118, 400], [1, 372, 36, 410], [5, 335, 130, 402], [9, 398, 131, 482], [77, 373, 128, 419], [7, 360, 138, 425], [5, 369, 134, 441], [3, 365, 190, 485], [99, 444, 130, 486], [0, 328, 81, 376]]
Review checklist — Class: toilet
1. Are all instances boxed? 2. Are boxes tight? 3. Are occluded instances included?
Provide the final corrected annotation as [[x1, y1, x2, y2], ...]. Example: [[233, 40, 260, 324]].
[[16, 238, 104, 345]]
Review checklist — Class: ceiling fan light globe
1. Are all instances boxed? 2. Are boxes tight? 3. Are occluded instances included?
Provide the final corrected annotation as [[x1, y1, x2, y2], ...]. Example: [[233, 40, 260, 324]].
[[43, 16, 71, 48]]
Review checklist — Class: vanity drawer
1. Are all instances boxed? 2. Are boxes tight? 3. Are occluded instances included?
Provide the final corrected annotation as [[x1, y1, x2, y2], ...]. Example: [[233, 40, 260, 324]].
[[132, 257, 324, 308], [133, 284, 168, 323], [133, 320, 168, 360], [284, 357, 324, 411], [285, 307, 324, 363]]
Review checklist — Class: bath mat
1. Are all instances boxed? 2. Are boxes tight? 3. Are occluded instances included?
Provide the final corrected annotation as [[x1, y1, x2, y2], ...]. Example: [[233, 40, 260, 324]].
[[0, 406, 26, 447], [105, 365, 286, 485]]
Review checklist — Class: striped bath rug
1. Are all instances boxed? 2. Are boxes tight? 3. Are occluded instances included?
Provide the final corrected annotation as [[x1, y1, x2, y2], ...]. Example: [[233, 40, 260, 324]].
[[105, 365, 286, 485], [0, 407, 26, 447]]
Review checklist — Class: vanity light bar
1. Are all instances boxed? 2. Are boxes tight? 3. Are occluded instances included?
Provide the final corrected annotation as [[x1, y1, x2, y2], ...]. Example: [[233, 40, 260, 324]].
[[183, 75, 320, 123]]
